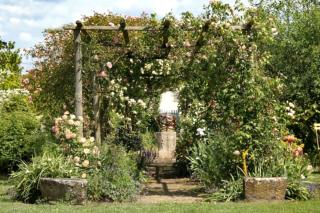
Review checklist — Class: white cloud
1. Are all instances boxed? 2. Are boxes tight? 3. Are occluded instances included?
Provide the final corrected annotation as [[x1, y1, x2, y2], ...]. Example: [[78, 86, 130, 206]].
[[9, 17, 21, 25], [0, 4, 30, 16], [19, 32, 32, 42], [0, 31, 7, 37]]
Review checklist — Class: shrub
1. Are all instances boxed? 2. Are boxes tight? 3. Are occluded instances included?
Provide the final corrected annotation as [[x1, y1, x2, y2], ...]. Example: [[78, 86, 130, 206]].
[[286, 181, 311, 201], [0, 110, 46, 173], [114, 127, 142, 151], [187, 133, 240, 188], [51, 112, 101, 178], [206, 177, 243, 202], [10, 151, 77, 203], [88, 144, 143, 202]]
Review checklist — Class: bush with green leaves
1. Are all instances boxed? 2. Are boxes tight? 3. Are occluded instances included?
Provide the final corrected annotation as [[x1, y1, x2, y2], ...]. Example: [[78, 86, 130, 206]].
[[187, 132, 239, 188], [286, 181, 311, 201], [87, 144, 143, 202], [206, 177, 243, 202], [260, 1, 320, 155], [10, 150, 77, 203], [0, 96, 47, 173]]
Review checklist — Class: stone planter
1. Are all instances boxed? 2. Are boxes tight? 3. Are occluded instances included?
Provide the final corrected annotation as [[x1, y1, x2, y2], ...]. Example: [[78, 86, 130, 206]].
[[39, 178, 87, 204], [244, 177, 287, 201]]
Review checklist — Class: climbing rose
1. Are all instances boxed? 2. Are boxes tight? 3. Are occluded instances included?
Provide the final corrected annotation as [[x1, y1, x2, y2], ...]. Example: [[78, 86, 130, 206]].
[[74, 156, 80, 163], [81, 173, 87, 179], [83, 148, 90, 154], [106, 62, 112, 69], [82, 160, 89, 167]]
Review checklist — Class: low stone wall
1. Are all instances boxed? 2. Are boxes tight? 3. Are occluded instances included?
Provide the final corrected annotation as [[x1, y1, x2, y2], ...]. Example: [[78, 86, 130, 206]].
[[244, 177, 287, 201], [39, 178, 87, 204]]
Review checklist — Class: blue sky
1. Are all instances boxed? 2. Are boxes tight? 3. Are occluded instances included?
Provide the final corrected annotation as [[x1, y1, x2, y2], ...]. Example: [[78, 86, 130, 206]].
[[0, 0, 246, 71]]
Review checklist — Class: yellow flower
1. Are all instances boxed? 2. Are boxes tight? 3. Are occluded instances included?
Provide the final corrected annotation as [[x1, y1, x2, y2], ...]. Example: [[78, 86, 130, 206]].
[[81, 173, 87, 179], [83, 148, 90, 154], [82, 160, 89, 168]]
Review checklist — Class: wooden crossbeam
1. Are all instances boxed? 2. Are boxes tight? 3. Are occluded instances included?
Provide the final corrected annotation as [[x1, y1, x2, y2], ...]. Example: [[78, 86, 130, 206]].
[[63, 25, 157, 31], [60, 20, 245, 32]]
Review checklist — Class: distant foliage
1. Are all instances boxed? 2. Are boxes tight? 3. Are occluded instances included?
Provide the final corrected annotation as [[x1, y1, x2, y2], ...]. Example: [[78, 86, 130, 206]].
[[0, 38, 21, 89]]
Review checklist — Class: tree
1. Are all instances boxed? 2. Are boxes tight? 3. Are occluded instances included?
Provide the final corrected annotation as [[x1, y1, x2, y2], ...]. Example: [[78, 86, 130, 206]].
[[0, 38, 21, 89]]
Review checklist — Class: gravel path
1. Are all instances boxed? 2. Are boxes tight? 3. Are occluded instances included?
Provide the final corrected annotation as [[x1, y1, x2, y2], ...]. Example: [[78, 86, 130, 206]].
[[138, 178, 205, 203]]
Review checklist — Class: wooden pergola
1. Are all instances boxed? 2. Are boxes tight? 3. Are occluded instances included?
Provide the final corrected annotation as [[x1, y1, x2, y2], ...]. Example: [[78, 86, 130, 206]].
[[62, 20, 247, 143]]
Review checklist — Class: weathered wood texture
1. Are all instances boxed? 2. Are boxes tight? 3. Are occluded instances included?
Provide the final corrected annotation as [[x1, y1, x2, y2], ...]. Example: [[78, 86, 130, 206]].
[[74, 21, 83, 136]]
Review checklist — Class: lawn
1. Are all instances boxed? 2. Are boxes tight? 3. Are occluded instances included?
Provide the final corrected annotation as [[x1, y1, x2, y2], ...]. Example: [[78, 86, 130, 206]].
[[1, 178, 320, 213]]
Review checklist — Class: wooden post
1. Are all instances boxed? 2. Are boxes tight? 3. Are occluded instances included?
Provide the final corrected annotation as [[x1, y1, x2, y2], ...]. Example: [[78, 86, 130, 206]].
[[74, 20, 83, 137], [93, 75, 101, 144]]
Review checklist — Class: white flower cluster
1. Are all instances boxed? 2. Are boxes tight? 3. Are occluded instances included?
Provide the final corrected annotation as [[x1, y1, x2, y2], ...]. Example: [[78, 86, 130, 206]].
[[141, 59, 172, 76], [120, 96, 147, 108], [286, 102, 295, 118], [0, 89, 29, 105], [0, 68, 12, 85]]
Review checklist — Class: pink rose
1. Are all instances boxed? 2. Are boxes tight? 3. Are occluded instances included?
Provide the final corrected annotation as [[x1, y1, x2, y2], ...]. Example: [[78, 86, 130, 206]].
[[106, 62, 112, 69], [97, 70, 107, 77], [51, 126, 59, 134]]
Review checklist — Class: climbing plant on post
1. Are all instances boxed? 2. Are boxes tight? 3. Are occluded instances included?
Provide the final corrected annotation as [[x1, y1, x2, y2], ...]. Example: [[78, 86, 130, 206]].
[[74, 21, 83, 137]]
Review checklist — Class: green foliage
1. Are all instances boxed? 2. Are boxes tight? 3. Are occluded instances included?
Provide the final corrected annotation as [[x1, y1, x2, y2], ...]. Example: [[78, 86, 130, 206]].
[[250, 142, 310, 180], [188, 133, 239, 188], [261, 1, 320, 154], [206, 177, 243, 202], [21, 0, 319, 203], [114, 128, 142, 151], [0, 38, 21, 89], [87, 144, 142, 202], [0, 94, 32, 112], [0, 97, 46, 172], [286, 181, 311, 201], [10, 151, 77, 203]]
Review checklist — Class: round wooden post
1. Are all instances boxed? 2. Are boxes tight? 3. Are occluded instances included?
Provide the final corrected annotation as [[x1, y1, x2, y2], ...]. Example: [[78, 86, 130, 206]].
[[93, 75, 101, 144], [74, 21, 83, 137]]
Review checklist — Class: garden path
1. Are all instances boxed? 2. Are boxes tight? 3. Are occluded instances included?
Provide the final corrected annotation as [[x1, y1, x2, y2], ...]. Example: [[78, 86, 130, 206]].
[[138, 178, 205, 203]]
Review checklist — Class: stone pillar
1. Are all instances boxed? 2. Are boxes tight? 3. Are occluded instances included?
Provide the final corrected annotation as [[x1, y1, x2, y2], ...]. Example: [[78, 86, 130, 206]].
[[154, 131, 176, 164]]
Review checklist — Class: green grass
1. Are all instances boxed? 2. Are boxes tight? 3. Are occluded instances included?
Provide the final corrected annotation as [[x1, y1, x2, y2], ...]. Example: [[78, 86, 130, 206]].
[[1, 179, 320, 213]]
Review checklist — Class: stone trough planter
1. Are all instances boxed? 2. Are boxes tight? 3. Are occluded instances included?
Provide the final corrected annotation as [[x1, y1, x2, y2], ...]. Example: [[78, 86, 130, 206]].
[[39, 178, 87, 204], [244, 177, 287, 201]]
